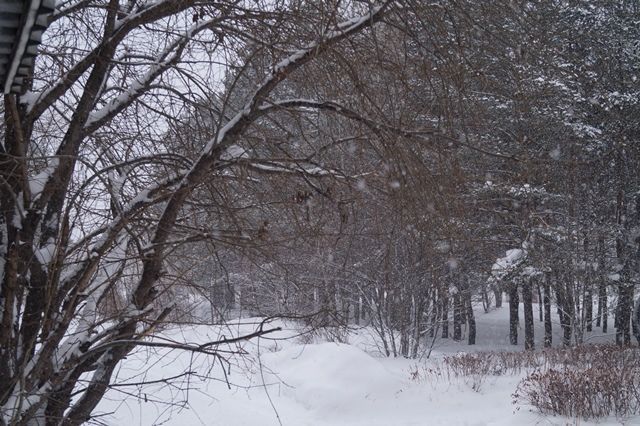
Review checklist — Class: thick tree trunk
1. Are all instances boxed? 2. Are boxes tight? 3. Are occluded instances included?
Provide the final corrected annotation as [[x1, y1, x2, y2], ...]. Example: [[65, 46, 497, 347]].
[[633, 300, 640, 346], [508, 282, 519, 345], [494, 288, 502, 308], [523, 280, 534, 350], [596, 235, 607, 330], [562, 311, 572, 346], [460, 289, 467, 324], [616, 284, 633, 346], [399, 292, 412, 357], [342, 298, 351, 325], [614, 186, 633, 346], [400, 330, 409, 357]]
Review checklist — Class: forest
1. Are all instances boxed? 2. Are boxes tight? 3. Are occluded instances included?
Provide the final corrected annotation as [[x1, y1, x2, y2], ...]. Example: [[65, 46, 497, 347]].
[[0, 0, 639, 424]]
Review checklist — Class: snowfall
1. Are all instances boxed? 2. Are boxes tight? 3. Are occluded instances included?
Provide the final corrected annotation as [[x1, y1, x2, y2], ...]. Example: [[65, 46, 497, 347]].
[[96, 303, 637, 426]]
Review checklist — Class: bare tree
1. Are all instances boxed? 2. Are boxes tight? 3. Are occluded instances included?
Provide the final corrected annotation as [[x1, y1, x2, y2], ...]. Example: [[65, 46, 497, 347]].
[[0, 1, 398, 424]]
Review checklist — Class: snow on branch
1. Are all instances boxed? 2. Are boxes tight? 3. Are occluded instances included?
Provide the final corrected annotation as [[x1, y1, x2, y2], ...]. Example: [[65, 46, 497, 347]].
[[90, 325, 282, 356], [259, 98, 440, 142], [52, 236, 130, 373], [57, 172, 184, 304], [246, 160, 339, 177], [26, 0, 215, 119], [84, 17, 223, 134], [490, 241, 529, 281], [201, 1, 396, 156], [132, 0, 395, 317]]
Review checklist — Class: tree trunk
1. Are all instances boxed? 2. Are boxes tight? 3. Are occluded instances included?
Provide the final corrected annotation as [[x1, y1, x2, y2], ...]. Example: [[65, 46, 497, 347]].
[[354, 296, 360, 326], [559, 285, 573, 346], [482, 287, 490, 313], [614, 186, 632, 346], [466, 291, 476, 345], [376, 304, 391, 357], [399, 292, 412, 357], [460, 289, 467, 324], [562, 310, 572, 346], [453, 292, 462, 341], [495, 288, 502, 308], [543, 279, 552, 348], [508, 282, 519, 345], [400, 330, 409, 357], [616, 284, 633, 346], [523, 279, 534, 350], [633, 298, 640, 346], [441, 295, 449, 339], [600, 281, 608, 332], [537, 282, 543, 322], [596, 283, 603, 327], [410, 296, 425, 359], [430, 296, 437, 338], [584, 287, 593, 332]]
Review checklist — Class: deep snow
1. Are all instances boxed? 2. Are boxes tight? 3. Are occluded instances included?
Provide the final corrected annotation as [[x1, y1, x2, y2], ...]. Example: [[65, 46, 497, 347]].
[[95, 304, 636, 426]]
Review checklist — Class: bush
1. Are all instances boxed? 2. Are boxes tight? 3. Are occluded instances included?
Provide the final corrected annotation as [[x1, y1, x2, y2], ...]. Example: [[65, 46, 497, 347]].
[[439, 345, 640, 417], [443, 350, 541, 377], [514, 345, 640, 420], [442, 350, 542, 392]]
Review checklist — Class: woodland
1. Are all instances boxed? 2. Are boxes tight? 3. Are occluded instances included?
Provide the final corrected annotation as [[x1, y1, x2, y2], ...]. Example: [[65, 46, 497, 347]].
[[0, 1, 639, 424]]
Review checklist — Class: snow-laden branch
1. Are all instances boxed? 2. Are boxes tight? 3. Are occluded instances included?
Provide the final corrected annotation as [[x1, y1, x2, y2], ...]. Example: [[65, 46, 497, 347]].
[[243, 160, 340, 178], [258, 98, 441, 141], [8, 5, 397, 423], [53, 236, 130, 373], [26, 0, 222, 120], [63, 163, 188, 257], [13, 172, 185, 395], [490, 241, 530, 281], [90, 326, 282, 356], [83, 17, 223, 134], [140, 1, 396, 279], [201, 1, 396, 157]]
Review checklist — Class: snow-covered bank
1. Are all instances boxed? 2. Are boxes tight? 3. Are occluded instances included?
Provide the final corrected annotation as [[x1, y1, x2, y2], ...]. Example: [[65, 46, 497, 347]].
[[96, 306, 636, 425]]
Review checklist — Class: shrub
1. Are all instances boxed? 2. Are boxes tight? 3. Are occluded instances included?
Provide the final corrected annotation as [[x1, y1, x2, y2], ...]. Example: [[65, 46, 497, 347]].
[[439, 345, 640, 415], [514, 345, 640, 420], [441, 350, 542, 392], [443, 350, 541, 377]]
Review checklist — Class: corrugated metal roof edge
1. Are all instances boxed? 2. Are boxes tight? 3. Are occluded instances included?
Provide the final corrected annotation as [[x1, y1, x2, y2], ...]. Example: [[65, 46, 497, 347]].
[[2, 0, 55, 94]]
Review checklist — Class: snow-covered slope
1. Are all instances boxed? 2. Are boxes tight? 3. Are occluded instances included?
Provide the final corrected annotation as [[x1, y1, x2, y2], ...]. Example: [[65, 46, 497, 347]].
[[95, 306, 633, 426]]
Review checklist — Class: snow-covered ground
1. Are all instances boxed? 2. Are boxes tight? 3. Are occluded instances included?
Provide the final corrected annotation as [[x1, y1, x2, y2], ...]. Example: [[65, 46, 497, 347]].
[[96, 305, 636, 426]]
